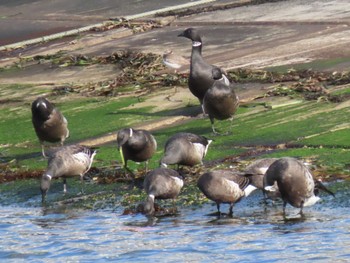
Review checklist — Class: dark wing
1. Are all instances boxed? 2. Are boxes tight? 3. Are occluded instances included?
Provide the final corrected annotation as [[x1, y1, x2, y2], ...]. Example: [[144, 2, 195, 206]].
[[61, 145, 96, 158], [221, 170, 250, 190], [183, 133, 210, 145]]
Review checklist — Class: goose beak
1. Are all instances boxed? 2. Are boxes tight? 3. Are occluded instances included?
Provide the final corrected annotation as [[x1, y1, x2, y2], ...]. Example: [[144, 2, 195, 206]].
[[315, 179, 335, 197], [117, 135, 129, 150], [178, 32, 185, 37]]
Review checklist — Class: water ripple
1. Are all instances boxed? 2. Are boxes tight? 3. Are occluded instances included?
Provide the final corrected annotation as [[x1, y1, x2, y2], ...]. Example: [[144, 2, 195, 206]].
[[0, 181, 350, 262]]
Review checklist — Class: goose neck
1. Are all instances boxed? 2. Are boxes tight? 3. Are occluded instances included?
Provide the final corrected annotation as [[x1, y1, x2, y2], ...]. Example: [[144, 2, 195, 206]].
[[191, 42, 202, 56]]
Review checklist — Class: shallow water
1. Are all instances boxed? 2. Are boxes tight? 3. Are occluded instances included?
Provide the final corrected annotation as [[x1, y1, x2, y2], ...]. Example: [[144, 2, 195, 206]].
[[0, 180, 349, 262]]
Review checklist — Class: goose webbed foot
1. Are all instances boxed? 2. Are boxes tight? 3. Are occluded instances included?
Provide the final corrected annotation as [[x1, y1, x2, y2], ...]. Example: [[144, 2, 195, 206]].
[[211, 126, 232, 136], [206, 211, 223, 217], [298, 203, 305, 216]]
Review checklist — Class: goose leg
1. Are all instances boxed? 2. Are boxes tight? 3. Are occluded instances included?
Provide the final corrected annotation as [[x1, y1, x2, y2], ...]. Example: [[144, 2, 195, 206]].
[[63, 178, 67, 194], [216, 203, 222, 217], [299, 201, 304, 216], [123, 160, 135, 179], [144, 161, 149, 173], [211, 123, 218, 135], [282, 201, 287, 215], [172, 199, 178, 214], [263, 190, 269, 205], [124, 162, 136, 188], [41, 142, 47, 158], [228, 203, 234, 216], [80, 175, 85, 194], [228, 117, 234, 135], [124, 166, 135, 180], [201, 104, 207, 116], [210, 118, 220, 135]]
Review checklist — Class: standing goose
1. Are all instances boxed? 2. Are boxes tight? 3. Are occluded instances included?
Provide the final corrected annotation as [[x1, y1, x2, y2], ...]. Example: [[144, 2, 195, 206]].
[[264, 157, 334, 214], [197, 170, 257, 216], [178, 28, 229, 111], [203, 67, 239, 134], [117, 128, 157, 175], [40, 144, 97, 203], [143, 168, 184, 216], [160, 132, 212, 168], [31, 97, 69, 157]]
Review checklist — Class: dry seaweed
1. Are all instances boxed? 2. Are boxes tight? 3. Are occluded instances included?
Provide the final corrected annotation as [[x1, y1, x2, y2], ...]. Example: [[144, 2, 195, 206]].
[[92, 19, 162, 33], [156, 0, 287, 18]]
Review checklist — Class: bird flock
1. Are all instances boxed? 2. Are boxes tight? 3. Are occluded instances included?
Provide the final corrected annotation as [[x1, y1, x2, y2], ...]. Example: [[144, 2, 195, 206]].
[[31, 28, 334, 217]]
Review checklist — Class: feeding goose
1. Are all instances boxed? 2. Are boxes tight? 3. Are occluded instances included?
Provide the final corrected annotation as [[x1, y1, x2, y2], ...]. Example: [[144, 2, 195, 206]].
[[31, 97, 69, 157], [117, 128, 157, 176], [197, 169, 257, 216], [244, 158, 281, 202], [160, 132, 212, 168], [244, 158, 279, 190], [264, 157, 334, 214], [40, 144, 97, 203], [143, 167, 184, 216]]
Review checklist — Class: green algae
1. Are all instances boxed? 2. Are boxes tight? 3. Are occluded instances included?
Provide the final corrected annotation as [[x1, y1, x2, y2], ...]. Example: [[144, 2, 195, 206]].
[[1, 51, 350, 210]]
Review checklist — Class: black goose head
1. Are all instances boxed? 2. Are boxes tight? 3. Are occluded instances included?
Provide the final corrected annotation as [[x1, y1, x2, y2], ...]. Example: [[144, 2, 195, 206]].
[[40, 174, 52, 203], [178, 28, 202, 43], [212, 67, 223, 80], [31, 97, 54, 121], [117, 128, 133, 150], [143, 195, 155, 216], [314, 179, 335, 197]]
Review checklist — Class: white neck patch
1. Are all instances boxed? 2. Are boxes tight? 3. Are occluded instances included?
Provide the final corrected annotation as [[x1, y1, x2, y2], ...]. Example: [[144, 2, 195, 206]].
[[129, 128, 133, 137], [193, 143, 206, 158], [223, 74, 230, 85], [244, 185, 257, 197], [172, 176, 184, 188], [304, 196, 321, 207], [37, 102, 47, 109], [204, 140, 213, 156], [192, 41, 202, 47], [45, 174, 52, 180], [264, 185, 278, 192], [258, 167, 269, 175]]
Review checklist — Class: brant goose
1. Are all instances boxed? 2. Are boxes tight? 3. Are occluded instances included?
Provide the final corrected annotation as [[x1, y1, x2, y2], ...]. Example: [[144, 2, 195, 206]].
[[162, 50, 189, 72], [178, 28, 229, 111], [143, 167, 184, 216], [197, 169, 257, 216], [117, 128, 157, 175], [264, 157, 334, 214], [244, 158, 279, 190], [40, 144, 97, 203], [31, 97, 69, 157], [160, 132, 212, 168], [244, 158, 281, 201], [203, 67, 239, 134]]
